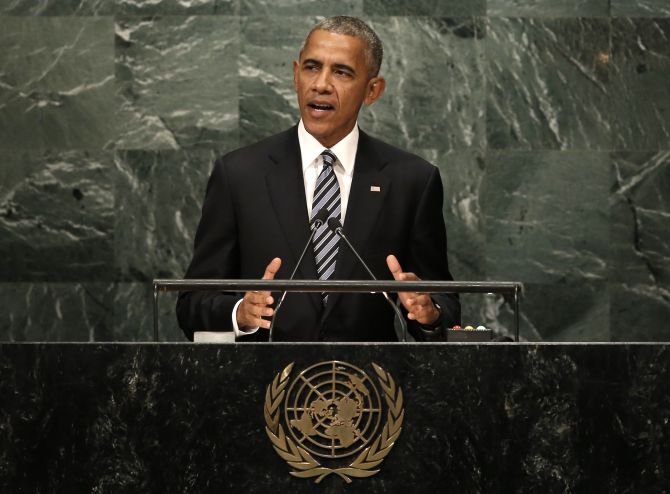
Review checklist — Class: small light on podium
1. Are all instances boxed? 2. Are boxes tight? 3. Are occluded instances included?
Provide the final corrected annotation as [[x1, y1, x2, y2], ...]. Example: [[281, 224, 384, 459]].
[[447, 324, 493, 342]]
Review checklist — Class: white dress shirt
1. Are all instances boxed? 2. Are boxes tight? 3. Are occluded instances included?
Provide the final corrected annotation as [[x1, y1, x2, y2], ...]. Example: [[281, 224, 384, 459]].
[[232, 120, 360, 336]]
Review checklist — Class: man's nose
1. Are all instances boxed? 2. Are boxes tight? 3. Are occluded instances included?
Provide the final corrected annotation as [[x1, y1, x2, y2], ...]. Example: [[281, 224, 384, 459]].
[[313, 69, 333, 93]]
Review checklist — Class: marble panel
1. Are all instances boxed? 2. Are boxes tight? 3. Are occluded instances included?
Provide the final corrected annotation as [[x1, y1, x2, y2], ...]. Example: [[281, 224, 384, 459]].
[[114, 149, 215, 282], [117, 0, 238, 14], [115, 16, 239, 151], [0, 150, 115, 282], [506, 281, 608, 341], [610, 151, 670, 285], [423, 149, 486, 281], [486, 18, 611, 150], [487, 0, 609, 17], [112, 283, 183, 342], [610, 18, 670, 150], [238, 16, 310, 146], [0, 17, 115, 150], [240, 0, 362, 16], [0, 0, 115, 15], [483, 151, 609, 284], [0, 283, 113, 341], [611, 283, 670, 341], [611, 0, 670, 17], [363, 0, 485, 16], [360, 17, 486, 152], [416, 149, 489, 336], [610, 151, 670, 341]]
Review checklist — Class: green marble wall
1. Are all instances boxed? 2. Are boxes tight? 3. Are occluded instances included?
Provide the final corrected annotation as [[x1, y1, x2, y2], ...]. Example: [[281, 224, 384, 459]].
[[1, 1, 668, 342]]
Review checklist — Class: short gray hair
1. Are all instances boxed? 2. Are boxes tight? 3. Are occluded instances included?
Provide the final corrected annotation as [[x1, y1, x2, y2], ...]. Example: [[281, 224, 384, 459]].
[[301, 16, 383, 78]]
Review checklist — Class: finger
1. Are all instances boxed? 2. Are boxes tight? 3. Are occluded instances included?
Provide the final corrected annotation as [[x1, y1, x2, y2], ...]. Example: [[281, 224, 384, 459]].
[[407, 294, 431, 308], [417, 294, 435, 309], [400, 271, 419, 281], [245, 301, 274, 317], [245, 291, 274, 305], [406, 294, 430, 314], [262, 257, 282, 280], [239, 302, 274, 329], [386, 254, 403, 280], [407, 304, 428, 320]]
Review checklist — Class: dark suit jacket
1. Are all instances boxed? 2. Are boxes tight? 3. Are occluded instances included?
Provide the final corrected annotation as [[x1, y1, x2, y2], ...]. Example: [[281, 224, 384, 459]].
[[176, 125, 460, 341]]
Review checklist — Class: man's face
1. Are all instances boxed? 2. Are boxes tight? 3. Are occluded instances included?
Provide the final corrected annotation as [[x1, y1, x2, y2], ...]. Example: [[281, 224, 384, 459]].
[[293, 29, 385, 148]]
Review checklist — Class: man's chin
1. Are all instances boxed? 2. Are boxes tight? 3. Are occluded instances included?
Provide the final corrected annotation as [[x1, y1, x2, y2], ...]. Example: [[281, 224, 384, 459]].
[[302, 121, 333, 144]]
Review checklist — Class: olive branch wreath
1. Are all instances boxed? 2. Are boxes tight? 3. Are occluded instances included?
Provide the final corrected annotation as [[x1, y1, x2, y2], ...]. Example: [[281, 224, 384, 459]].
[[264, 362, 404, 484]]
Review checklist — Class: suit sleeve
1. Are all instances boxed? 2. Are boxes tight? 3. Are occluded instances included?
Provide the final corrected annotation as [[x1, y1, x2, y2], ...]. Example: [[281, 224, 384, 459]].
[[176, 157, 241, 340], [406, 165, 461, 338]]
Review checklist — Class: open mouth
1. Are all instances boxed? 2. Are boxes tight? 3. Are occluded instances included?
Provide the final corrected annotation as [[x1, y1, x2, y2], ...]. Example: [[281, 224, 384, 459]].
[[308, 102, 334, 111]]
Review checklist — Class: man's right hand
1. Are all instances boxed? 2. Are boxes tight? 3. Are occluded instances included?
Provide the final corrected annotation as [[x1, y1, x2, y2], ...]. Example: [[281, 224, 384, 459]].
[[236, 257, 282, 331]]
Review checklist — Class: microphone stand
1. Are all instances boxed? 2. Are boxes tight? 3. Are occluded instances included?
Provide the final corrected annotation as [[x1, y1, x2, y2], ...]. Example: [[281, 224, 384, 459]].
[[327, 218, 409, 342], [268, 209, 329, 342]]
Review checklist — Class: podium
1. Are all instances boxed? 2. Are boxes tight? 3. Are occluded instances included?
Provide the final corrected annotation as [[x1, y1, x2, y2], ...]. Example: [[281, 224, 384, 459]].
[[1, 342, 668, 492]]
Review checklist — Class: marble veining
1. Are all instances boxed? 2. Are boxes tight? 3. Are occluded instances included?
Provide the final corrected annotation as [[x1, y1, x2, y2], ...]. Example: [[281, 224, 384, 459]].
[[483, 151, 609, 284], [118, 0, 238, 15], [113, 283, 184, 341], [115, 16, 239, 151], [610, 18, 670, 150], [0, 0, 116, 15], [363, 0, 486, 16], [238, 16, 312, 146], [486, 17, 611, 150], [240, 0, 363, 16], [611, 0, 670, 17], [0, 150, 114, 281], [0, 284, 113, 341], [113, 149, 215, 282], [0, 16, 115, 149], [432, 150, 487, 281], [610, 151, 670, 341], [487, 0, 609, 17], [360, 17, 486, 152]]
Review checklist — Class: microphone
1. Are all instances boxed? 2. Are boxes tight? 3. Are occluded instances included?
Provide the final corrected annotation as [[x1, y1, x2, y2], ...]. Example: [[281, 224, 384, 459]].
[[327, 217, 410, 342], [268, 208, 330, 342]]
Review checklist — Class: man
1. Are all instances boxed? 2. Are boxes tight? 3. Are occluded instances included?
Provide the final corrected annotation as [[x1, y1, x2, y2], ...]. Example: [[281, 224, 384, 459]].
[[177, 16, 460, 341]]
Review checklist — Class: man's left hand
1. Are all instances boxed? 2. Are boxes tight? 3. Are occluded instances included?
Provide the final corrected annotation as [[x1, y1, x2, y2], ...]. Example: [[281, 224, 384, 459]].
[[386, 254, 441, 326]]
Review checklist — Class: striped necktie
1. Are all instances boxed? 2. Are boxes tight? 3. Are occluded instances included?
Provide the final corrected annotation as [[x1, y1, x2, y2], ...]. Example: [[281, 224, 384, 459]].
[[311, 149, 341, 304]]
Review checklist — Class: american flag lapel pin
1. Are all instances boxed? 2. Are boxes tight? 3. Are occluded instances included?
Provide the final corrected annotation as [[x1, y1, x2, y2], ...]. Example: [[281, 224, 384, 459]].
[[370, 185, 381, 192]]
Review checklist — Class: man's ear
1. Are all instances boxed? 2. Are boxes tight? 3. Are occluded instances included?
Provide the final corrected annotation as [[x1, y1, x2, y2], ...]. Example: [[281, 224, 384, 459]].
[[292, 60, 299, 92], [364, 76, 386, 105]]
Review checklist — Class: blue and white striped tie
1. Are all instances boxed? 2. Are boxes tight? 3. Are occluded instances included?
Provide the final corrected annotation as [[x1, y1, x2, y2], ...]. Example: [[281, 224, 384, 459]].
[[311, 150, 341, 304]]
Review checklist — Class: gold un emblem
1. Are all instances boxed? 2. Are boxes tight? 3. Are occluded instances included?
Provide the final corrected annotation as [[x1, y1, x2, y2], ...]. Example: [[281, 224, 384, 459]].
[[264, 360, 404, 484]]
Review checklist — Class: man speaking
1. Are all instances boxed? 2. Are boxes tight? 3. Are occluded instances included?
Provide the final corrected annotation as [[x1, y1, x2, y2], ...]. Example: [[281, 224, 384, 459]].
[[176, 16, 460, 341]]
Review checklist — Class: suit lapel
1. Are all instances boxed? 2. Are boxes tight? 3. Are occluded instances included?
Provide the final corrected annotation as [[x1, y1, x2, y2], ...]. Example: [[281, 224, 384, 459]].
[[265, 127, 321, 310], [322, 130, 390, 320]]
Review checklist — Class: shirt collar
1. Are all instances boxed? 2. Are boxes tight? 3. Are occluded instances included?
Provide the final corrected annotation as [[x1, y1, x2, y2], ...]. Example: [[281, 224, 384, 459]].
[[297, 119, 359, 176]]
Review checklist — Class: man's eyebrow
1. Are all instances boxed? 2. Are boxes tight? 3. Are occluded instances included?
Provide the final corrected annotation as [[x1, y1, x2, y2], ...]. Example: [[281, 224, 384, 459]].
[[302, 58, 322, 66], [332, 63, 355, 74]]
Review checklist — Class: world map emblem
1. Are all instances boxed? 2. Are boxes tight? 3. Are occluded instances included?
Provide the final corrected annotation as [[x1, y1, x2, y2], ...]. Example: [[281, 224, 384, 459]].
[[264, 361, 404, 484]]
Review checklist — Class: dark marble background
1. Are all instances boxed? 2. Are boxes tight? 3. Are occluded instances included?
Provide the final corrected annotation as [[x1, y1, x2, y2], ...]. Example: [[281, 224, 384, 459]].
[[1, 1, 669, 342], [1, 343, 669, 492]]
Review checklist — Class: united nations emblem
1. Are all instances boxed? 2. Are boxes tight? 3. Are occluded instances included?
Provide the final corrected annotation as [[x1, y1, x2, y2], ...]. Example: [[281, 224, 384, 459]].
[[264, 361, 404, 483]]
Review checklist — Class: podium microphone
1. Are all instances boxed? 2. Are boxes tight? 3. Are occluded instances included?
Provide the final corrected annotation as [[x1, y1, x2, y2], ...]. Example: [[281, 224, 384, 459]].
[[268, 208, 330, 342], [327, 217, 409, 342]]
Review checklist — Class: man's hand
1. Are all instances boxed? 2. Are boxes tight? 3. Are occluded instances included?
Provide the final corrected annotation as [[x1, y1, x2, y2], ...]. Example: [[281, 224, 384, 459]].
[[236, 257, 282, 331], [386, 254, 440, 326]]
